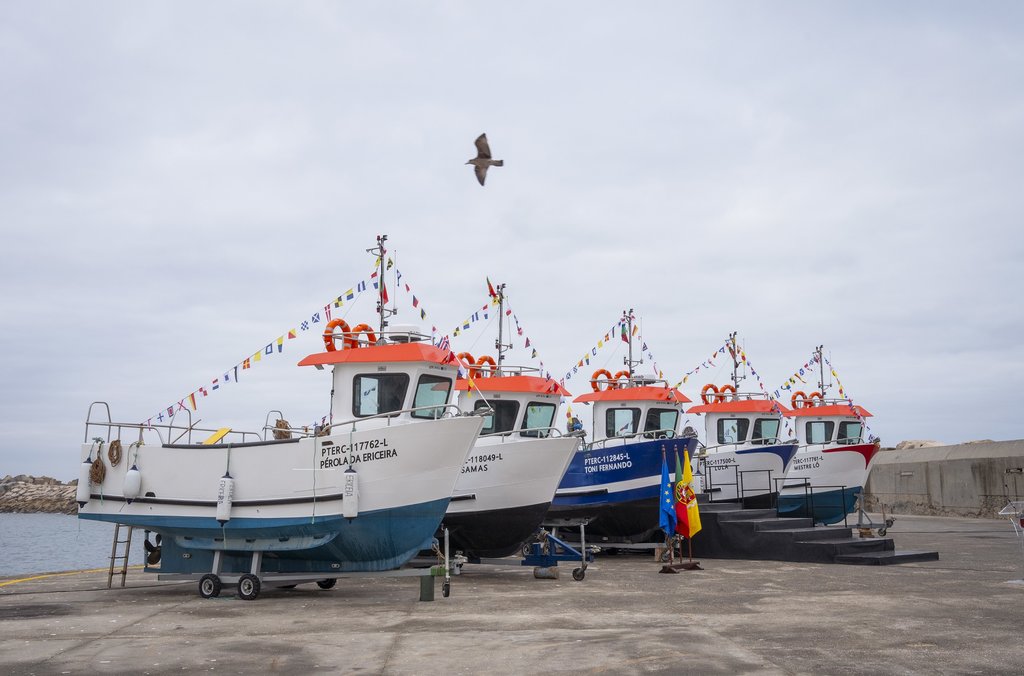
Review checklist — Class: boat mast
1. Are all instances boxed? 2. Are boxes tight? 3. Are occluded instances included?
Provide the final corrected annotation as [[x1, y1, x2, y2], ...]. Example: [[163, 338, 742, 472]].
[[728, 331, 746, 390], [623, 308, 641, 377], [367, 234, 395, 337], [494, 282, 510, 375], [815, 344, 827, 395]]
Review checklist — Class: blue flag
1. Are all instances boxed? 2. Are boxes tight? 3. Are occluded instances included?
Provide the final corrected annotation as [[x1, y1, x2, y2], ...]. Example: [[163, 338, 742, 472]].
[[659, 454, 677, 536]]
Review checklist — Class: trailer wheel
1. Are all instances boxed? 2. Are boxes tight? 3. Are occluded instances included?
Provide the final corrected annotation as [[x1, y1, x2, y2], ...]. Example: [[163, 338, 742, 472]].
[[237, 574, 261, 601], [316, 578, 337, 590], [198, 574, 222, 599], [521, 542, 532, 557], [572, 568, 586, 581], [877, 527, 887, 537], [442, 581, 450, 598]]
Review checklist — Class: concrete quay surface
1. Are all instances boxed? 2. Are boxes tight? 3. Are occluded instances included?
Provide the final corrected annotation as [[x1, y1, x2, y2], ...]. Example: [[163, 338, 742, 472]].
[[1, 514, 1022, 675]]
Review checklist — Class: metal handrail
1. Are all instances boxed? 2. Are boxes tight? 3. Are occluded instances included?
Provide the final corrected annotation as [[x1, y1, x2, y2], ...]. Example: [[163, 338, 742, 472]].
[[477, 426, 566, 441], [587, 428, 682, 450], [697, 437, 784, 454]]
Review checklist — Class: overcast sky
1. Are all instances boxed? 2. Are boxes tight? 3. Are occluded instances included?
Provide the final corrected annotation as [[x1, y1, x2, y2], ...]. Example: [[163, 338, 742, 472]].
[[2, 2, 1022, 479]]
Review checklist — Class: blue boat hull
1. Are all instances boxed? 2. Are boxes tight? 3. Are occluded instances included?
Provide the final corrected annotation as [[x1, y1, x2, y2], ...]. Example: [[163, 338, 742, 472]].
[[776, 486, 861, 525], [547, 437, 699, 539], [81, 497, 451, 573]]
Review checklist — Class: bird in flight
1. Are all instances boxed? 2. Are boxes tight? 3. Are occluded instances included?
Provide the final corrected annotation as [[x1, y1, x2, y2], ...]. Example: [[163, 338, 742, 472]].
[[466, 133, 504, 186]]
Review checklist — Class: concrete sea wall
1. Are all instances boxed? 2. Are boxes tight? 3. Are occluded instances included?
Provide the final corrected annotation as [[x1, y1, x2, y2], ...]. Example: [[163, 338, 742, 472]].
[[864, 440, 1024, 519], [0, 475, 76, 514]]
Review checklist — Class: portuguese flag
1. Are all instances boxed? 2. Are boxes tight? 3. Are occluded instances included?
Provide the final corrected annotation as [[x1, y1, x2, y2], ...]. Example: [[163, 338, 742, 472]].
[[675, 450, 702, 538]]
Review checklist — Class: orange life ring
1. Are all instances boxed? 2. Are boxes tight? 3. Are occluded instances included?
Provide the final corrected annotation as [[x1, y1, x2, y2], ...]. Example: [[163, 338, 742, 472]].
[[791, 391, 808, 409], [806, 391, 822, 407], [456, 352, 476, 365], [474, 355, 497, 379], [718, 384, 736, 401], [591, 369, 613, 392], [347, 323, 377, 348], [700, 383, 719, 405], [609, 370, 630, 389], [323, 319, 352, 352]]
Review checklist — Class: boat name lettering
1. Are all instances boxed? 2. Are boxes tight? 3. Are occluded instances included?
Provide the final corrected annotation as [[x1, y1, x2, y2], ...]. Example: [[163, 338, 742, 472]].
[[461, 464, 488, 474], [584, 452, 632, 474], [319, 439, 397, 469], [792, 455, 822, 471]]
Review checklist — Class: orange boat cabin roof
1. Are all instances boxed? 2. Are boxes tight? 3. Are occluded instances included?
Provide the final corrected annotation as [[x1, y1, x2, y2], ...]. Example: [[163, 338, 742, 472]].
[[455, 375, 570, 396], [574, 386, 690, 404]]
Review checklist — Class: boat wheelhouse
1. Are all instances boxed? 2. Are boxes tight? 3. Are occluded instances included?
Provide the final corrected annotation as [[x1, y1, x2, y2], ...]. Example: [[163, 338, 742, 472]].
[[447, 365, 580, 558], [778, 399, 877, 524], [685, 394, 798, 506], [546, 373, 697, 541]]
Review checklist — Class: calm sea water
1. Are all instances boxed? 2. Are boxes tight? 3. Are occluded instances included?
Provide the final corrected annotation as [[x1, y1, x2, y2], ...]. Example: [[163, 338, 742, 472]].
[[0, 513, 146, 577]]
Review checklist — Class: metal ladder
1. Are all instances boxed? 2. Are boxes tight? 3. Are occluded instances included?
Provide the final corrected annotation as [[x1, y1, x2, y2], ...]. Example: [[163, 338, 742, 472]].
[[107, 524, 134, 588]]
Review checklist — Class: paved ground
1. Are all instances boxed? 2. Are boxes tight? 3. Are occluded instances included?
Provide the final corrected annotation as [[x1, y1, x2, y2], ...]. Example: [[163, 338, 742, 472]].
[[1, 514, 1022, 675]]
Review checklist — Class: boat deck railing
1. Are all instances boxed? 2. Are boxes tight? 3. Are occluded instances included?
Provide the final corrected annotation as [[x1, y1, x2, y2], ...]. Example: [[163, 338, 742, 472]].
[[477, 426, 579, 442], [697, 437, 790, 454], [83, 400, 475, 448], [586, 428, 694, 451]]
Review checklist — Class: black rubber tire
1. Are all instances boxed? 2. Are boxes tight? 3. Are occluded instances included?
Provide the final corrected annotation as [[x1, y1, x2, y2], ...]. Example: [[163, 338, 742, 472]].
[[198, 574, 221, 599], [316, 578, 337, 590], [877, 528, 887, 537], [237, 574, 261, 601], [442, 581, 450, 598], [572, 568, 585, 581], [521, 542, 533, 558]]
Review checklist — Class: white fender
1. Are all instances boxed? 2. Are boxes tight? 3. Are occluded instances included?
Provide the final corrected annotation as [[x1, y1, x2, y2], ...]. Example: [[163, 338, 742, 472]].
[[216, 473, 234, 524], [123, 465, 142, 503], [76, 458, 92, 506], [342, 468, 359, 519]]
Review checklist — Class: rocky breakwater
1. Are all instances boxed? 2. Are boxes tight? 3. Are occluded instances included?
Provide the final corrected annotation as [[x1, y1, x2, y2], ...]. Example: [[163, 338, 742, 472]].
[[0, 475, 77, 514]]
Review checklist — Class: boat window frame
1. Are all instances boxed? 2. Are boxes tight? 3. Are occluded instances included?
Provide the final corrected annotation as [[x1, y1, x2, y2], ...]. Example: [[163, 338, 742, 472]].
[[643, 407, 679, 439], [520, 401, 557, 438], [836, 420, 863, 445], [805, 420, 836, 445], [474, 399, 521, 435], [750, 418, 781, 445], [410, 374, 452, 420], [605, 407, 641, 438], [352, 372, 411, 418], [717, 417, 750, 445]]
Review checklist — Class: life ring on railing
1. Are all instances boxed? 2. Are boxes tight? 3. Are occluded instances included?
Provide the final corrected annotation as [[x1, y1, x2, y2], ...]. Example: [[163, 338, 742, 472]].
[[791, 391, 808, 409], [474, 355, 497, 379], [609, 370, 630, 389], [805, 391, 822, 407], [591, 369, 613, 392], [700, 383, 719, 404], [717, 384, 736, 402], [323, 319, 352, 352], [347, 323, 377, 348]]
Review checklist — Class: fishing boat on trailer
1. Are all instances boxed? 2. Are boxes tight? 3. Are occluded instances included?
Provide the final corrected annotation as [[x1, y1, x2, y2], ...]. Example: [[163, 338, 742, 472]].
[[546, 311, 698, 541], [777, 347, 879, 524], [76, 239, 484, 599], [441, 283, 580, 559]]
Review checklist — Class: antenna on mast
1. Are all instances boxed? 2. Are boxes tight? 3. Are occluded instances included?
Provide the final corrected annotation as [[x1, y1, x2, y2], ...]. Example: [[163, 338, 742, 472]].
[[815, 345, 828, 395], [623, 309, 642, 377], [728, 331, 746, 390], [494, 282, 511, 374], [366, 235, 396, 337]]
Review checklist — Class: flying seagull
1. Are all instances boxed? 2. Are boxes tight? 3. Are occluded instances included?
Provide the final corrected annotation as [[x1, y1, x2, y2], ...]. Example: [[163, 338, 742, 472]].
[[466, 133, 503, 186]]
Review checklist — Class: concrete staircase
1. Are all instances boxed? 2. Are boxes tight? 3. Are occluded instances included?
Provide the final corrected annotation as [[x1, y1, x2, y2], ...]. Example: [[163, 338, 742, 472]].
[[691, 503, 939, 565]]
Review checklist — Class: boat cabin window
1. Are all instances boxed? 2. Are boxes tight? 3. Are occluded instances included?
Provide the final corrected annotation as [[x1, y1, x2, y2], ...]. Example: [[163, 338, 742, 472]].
[[717, 418, 749, 445], [520, 402, 557, 438], [353, 373, 410, 417], [750, 418, 780, 445], [474, 400, 520, 435], [805, 421, 835, 444], [605, 408, 641, 437], [836, 420, 863, 445], [410, 375, 452, 419], [643, 408, 679, 438]]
